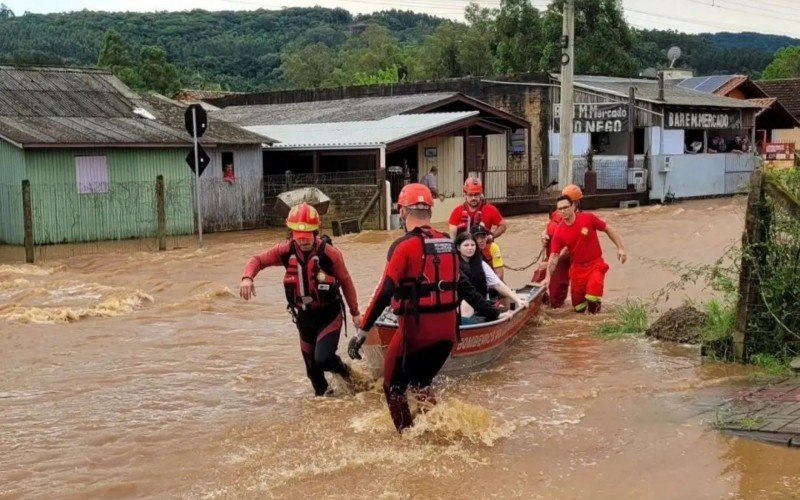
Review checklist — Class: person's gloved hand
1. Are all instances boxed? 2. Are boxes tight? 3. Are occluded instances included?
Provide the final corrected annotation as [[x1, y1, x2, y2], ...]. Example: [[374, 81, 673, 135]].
[[348, 330, 368, 360]]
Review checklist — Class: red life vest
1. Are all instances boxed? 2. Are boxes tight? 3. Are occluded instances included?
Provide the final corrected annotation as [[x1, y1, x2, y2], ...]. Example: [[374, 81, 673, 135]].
[[457, 202, 485, 235], [480, 244, 493, 264], [282, 240, 341, 314], [392, 228, 459, 315]]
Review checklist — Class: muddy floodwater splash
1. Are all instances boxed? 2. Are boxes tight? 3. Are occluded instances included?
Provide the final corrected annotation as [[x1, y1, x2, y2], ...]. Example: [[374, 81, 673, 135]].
[[1, 199, 798, 498]]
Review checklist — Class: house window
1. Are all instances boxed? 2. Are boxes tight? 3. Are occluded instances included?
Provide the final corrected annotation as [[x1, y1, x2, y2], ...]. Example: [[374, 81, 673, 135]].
[[222, 151, 235, 183], [75, 156, 109, 194]]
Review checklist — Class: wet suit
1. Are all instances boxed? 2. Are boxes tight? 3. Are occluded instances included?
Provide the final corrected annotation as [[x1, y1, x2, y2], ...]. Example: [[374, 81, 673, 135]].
[[361, 227, 498, 431], [243, 238, 360, 395]]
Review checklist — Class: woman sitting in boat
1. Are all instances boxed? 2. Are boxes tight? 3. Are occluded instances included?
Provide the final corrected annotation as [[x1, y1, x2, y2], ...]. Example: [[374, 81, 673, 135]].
[[455, 231, 524, 324]]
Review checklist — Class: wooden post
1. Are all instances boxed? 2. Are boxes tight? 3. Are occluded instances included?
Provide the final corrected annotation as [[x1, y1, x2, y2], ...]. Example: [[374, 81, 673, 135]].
[[734, 168, 766, 362], [156, 175, 166, 251], [22, 179, 34, 264]]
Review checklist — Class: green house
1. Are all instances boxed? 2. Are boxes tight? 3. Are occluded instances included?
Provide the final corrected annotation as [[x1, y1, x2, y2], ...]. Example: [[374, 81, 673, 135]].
[[0, 66, 270, 245]]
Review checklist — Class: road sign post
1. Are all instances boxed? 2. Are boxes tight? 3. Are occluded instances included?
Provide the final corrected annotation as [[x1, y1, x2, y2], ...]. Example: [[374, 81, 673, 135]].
[[185, 104, 208, 249]]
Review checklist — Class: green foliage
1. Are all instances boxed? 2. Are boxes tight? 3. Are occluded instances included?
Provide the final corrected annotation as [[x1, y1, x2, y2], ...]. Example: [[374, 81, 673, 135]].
[[540, 0, 638, 75], [0, 4, 796, 90], [353, 65, 400, 86], [138, 46, 181, 96], [762, 46, 800, 80], [280, 43, 337, 89], [702, 298, 736, 343], [594, 299, 651, 339], [749, 353, 792, 378]]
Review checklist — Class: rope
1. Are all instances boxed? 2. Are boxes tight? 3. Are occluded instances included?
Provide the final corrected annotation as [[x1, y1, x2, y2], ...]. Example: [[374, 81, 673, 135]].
[[502, 247, 547, 272]]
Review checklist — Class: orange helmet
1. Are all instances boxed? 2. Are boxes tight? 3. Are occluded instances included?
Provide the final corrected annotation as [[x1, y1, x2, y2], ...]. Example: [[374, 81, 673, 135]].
[[463, 177, 483, 195], [286, 202, 320, 238], [561, 184, 583, 201], [397, 183, 433, 209]]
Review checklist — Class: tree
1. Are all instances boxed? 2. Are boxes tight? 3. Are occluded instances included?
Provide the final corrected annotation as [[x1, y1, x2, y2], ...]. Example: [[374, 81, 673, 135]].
[[137, 46, 181, 96], [280, 42, 337, 88], [97, 29, 133, 70], [762, 46, 800, 80], [406, 21, 466, 81], [493, 0, 543, 75], [540, 0, 637, 76], [0, 3, 14, 18], [458, 2, 498, 76]]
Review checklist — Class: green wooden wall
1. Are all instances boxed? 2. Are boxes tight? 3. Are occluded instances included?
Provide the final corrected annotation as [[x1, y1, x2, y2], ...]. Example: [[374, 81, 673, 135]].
[[25, 148, 196, 244], [0, 140, 26, 244]]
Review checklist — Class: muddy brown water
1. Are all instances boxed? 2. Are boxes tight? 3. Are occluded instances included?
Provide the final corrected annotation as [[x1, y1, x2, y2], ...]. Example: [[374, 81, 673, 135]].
[[1, 198, 798, 499]]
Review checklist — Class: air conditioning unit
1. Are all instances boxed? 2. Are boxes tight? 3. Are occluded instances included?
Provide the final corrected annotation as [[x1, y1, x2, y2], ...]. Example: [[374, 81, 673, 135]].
[[628, 168, 647, 193]]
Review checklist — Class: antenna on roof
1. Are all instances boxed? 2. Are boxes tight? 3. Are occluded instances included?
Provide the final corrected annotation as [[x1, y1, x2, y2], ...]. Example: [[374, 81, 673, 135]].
[[667, 46, 682, 69]]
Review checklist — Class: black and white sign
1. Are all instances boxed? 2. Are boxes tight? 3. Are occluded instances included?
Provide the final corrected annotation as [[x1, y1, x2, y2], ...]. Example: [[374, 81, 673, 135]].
[[554, 103, 629, 133], [665, 109, 741, 130]]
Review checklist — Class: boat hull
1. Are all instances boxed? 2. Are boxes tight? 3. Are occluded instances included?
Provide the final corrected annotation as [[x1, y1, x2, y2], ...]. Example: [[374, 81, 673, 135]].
[[361, 284, 545, 376]]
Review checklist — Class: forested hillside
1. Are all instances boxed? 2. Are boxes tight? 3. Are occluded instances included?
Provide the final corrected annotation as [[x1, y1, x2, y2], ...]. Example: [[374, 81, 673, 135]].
[[0, 7, 443, 90], [0, 2, 797, 93]]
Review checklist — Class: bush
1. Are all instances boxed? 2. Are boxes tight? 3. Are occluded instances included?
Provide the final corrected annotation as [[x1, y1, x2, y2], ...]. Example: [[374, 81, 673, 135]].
[[595, 299, 651, 339]]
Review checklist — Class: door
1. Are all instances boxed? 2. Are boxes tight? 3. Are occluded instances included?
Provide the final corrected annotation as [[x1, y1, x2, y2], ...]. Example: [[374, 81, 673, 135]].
[[465, 136, 486, 179]]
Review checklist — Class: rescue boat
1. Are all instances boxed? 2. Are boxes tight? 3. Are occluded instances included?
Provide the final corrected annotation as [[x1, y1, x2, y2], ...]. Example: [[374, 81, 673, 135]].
[[360, 284, 546, 375]]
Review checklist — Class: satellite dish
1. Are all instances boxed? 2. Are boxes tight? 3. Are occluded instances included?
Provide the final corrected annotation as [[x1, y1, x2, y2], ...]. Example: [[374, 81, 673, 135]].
[[667, 46, 682, 68]]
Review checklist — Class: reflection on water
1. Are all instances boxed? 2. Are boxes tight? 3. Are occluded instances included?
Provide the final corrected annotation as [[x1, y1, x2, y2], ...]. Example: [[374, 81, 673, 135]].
[[1, 198, 797, 498]]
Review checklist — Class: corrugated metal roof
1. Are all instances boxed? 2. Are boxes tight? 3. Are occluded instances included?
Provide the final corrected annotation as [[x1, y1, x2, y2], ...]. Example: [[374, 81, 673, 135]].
[[563, 75, 760, 109], [0, 66, 268, 147], [214, 92, 461, 126], [249, 112, 479, 149]]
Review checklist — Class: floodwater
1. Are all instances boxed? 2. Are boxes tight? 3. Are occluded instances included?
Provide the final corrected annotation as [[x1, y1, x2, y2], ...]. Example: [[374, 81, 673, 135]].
[[1, 198, 798, 499]]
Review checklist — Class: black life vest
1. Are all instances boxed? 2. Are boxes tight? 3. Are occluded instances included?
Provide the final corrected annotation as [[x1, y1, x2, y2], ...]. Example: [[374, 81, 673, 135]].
[[459, 255, 488, 298], [392, 228, 459, 315], [457, 203, 485, 235], [281, 239, 341, 314]]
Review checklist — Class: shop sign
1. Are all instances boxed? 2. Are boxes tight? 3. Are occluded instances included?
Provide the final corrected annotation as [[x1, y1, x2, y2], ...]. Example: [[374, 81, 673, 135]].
[[554, 103, 629, 133], [665, 109, 741, 129]]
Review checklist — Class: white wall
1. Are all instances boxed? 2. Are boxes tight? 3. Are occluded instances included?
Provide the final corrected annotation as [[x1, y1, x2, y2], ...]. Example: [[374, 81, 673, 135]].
[[649, 127, 685, 155], [550, 132, 590, 157], [650, 152, 758, 201], [485, 134, 508, 200], [417, 136, 463, 199]]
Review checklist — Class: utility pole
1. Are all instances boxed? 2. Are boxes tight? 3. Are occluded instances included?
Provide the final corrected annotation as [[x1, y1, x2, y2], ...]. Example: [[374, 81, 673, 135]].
[[558, 0, 575, 188]]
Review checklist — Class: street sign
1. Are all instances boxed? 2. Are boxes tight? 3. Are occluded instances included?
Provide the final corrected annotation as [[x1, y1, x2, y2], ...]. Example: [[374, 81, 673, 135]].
[[184, 104, 207, 138], [186, 145, 210, 176]]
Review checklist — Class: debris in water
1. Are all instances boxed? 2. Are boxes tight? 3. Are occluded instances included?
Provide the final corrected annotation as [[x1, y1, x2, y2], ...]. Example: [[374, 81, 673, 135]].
[[645, 305, 707, 344]]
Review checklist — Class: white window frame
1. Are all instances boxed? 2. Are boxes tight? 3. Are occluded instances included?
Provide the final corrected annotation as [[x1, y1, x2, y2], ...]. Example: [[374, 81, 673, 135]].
[[75, 155, 109, 194]]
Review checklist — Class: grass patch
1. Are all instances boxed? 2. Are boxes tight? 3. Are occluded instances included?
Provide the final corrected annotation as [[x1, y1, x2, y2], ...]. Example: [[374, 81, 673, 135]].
[[594, 300, 650, 340], [749, 353, 793, 378], [700, 299, 736, 342]]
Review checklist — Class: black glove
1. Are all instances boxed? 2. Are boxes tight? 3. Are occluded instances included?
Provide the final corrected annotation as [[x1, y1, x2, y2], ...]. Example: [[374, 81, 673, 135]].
[[348, 330, 367, 360]]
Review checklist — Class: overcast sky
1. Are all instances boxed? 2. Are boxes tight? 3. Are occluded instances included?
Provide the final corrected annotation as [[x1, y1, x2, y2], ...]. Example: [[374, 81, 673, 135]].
[[8, 0, 800, 39]]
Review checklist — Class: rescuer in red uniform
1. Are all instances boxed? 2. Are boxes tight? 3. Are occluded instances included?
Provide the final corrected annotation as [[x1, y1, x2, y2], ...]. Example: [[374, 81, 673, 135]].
[[533, 184, 584, 308], [539, 195, 627, 314], [349, 183, 499, 432], [448, 177, 507, 239], [239, 202, 361, 396]]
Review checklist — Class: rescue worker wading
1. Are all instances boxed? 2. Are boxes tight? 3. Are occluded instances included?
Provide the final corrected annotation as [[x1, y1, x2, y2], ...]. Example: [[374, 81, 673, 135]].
[[448, 177, 507, 239], [349, 183, 499, 432], [239, 202, 361, 396]]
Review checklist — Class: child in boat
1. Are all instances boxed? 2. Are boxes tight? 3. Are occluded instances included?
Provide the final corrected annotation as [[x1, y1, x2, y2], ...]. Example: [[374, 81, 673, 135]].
[[455, 231, 523, 324]]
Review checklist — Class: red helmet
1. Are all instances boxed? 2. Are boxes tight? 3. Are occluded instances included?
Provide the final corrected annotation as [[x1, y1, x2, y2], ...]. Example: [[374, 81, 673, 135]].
[[463, 177, 483, 195], [286, 202, 320, 237], [561, 184, 584, 201], [397, 183, 433, 209]]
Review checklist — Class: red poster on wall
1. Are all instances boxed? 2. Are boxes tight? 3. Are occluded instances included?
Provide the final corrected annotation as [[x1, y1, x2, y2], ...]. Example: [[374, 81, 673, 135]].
[[762, 143, 796, 161]]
